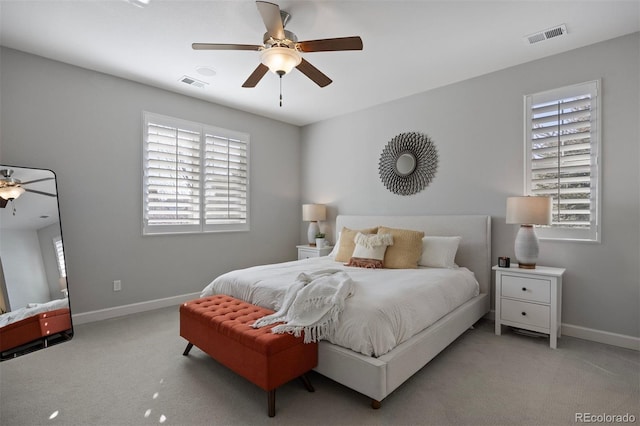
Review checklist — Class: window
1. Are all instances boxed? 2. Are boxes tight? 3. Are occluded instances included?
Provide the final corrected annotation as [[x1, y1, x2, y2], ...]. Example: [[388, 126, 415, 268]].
[[142, 112, 250, 235], [524, 80, 600, 242], [53, 236, 66, 278]]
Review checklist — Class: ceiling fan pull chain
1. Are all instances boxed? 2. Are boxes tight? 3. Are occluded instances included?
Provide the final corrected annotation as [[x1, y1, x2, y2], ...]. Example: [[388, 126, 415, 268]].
[[279, 73, 283, 107], [11, 200, 17, 216]]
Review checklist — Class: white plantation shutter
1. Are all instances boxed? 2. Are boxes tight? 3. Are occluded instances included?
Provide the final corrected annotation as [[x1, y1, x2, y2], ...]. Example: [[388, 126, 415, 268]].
[[525, 80, 600, 241], [145, 119, 201, 231], [204, 134, 248, 229], [143, 112, 249, 235], [53, 236, 66, 278]]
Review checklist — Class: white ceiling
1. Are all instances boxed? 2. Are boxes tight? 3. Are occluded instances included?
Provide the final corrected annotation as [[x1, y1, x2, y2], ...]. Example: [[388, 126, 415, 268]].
[[0, 1, 638, 126], [0, 166, 59, 231]]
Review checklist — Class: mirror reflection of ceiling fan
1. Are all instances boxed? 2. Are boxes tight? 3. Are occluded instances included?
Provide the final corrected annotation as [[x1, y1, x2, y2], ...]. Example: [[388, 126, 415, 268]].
[[192, 0, 363, 100], [0, 169, 55, 208]]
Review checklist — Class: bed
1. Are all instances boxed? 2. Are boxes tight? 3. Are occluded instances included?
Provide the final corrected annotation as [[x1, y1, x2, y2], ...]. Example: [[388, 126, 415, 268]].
[[201, 215, 491, 407], [0, 298, 72, 359]]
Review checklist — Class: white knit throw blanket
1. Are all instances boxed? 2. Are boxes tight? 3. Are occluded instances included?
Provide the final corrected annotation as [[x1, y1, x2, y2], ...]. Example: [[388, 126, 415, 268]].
[[252, 269, 354, 343]]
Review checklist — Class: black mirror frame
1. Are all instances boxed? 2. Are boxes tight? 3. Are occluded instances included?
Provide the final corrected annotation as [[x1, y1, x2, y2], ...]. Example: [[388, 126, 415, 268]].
[[0, 164, 73, 361]]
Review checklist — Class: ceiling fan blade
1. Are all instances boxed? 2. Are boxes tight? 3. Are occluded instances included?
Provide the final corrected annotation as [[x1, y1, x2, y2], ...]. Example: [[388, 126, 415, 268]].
[[20, 177, 54, 185], [0, 198, 7, 208], [256, 1, 285, 40], [25, 188, 56, 197], [192, 43, 261, 51], [297, 36, 363, 52], [296, 58, 332, 88], [242, 63, 269, 88]]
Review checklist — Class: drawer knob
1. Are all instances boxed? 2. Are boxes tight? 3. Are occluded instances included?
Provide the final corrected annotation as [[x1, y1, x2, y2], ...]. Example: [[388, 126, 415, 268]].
[[522, 287, 527, 291], [521, 312, 527, 316]]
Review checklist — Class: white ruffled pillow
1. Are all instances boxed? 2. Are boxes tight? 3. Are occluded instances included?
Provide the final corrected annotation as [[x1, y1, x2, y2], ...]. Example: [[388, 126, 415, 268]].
[[418, 236, 461, 268], [346, 232, 394, 268]]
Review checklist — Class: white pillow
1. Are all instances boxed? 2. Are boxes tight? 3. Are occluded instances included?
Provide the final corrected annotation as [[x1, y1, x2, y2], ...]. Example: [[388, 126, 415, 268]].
[[418, 236, 461, 268], [327, 231, 341, 258]]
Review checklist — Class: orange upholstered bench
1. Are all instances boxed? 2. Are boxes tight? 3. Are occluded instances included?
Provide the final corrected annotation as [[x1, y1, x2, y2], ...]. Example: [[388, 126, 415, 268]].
[[179, 294, 318, 417]]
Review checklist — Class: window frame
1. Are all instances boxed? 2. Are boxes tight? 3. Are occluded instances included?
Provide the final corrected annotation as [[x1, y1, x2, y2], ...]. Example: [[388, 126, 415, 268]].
[[523, 80, 601, 242], [142, 112, 250, 235]]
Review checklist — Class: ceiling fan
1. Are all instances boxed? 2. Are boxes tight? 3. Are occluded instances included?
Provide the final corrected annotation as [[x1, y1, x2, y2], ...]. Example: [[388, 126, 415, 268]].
[[0, 169, 55, 208], [192, 1, 363, 90]]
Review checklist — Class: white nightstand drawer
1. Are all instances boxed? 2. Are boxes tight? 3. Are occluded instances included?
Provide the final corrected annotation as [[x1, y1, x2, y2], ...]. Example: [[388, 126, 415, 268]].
[[297, 245, 332, 260], [501, 275, 550, 303], [501, 299, 550, 329], [298, 248, 317, 259]]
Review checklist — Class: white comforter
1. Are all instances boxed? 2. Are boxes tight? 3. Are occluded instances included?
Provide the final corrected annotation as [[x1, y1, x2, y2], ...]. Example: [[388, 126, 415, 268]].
[[0, 298, 69, 328], [201, 257, 479, 357]]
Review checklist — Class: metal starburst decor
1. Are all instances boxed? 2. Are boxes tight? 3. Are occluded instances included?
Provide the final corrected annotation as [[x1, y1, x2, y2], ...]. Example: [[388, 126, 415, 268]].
[[378, 132, 438, 196]]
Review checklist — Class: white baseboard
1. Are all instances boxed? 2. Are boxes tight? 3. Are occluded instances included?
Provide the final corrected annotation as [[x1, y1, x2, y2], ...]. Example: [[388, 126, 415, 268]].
[[561, 323, 640, 351], [71, 292, 201, 325]]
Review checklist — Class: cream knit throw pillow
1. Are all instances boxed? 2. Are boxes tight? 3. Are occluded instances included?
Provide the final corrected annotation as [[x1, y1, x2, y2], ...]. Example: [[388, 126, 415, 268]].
[[334, 226, 379, 262], [346, 232, 394, 268]]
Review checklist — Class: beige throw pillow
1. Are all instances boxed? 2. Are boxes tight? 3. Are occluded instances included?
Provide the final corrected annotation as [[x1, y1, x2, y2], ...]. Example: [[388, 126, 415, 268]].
[[377, 226, 425, 269], [334, 226, 379, 262]]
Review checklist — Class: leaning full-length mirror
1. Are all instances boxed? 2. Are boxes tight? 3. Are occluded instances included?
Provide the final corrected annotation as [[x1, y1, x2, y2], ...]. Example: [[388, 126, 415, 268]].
[[0, 165, 73, 360]]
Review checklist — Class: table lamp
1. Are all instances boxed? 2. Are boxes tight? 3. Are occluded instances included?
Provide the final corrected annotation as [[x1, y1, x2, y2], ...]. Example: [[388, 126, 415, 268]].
[[506, 196, 552, 269], [302, 204, 326, 246]]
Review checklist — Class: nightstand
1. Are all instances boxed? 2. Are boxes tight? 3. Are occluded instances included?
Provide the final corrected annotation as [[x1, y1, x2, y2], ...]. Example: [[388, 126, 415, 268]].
[[297, 245, 332, 260], [494, 265, 565, 348]]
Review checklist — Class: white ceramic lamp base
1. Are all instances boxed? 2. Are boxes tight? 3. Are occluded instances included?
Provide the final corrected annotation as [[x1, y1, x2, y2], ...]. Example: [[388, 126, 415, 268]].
[[307, 221, 319, 246], [514, 225, 539, 269]]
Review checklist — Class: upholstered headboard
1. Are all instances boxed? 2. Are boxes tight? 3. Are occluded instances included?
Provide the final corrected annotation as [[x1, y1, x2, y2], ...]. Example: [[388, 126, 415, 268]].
[[335, 215, 492, 296]]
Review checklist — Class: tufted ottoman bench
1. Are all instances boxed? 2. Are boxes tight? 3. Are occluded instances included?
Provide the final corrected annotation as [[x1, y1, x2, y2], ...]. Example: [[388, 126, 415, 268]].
[[180, 294, 318, 417]]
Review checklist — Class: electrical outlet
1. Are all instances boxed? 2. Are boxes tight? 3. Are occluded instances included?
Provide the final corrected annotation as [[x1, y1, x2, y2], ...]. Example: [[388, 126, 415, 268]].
[[113, 280, 122, 292]]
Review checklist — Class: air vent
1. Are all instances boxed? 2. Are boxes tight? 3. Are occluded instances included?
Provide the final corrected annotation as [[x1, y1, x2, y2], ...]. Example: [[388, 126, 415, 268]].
[[525, 24, 567, 45], [179, 76, 208, 89]]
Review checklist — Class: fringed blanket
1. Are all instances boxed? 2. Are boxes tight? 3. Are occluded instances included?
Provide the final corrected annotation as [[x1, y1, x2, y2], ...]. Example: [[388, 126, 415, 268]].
[[252, 269, 354, 343]]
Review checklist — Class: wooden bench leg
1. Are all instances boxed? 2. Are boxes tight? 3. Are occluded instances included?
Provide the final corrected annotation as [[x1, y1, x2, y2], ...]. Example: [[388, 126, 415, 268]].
[[266, 374, 313, 417], [182, 343, 194, 356], [299, 374, 315, 392], [267, 390, 276, 417]]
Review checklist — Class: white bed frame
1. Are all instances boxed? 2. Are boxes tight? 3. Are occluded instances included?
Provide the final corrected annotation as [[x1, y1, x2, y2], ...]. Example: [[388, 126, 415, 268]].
[[313, 215, 492, 408]]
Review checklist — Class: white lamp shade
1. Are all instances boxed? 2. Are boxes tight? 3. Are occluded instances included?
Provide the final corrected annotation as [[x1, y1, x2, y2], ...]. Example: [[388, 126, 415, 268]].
[[506, 196, 552, 225], [302, 204, 326, 222], [0, 185, 25, 200], [260, 47, 302, 75]]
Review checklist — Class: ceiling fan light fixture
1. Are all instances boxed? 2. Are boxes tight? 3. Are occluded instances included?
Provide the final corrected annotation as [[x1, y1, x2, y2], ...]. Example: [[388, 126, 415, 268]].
[[260, 47, 301, 75], [0, 185, 25, 201]]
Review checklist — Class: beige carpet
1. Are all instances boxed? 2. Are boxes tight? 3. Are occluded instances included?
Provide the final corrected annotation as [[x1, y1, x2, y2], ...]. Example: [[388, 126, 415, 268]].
[[1, 306, 638, 426]]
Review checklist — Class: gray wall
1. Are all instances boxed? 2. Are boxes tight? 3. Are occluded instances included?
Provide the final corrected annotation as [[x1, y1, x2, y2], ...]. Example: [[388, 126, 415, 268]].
[[0, 229, 49, 309], [300, 33, 640, 339], [0, 47, 301, 314]]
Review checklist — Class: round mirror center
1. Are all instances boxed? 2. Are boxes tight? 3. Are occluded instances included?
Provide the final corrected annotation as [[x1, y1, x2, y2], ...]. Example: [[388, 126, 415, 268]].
[[395, 152, 416, 176]]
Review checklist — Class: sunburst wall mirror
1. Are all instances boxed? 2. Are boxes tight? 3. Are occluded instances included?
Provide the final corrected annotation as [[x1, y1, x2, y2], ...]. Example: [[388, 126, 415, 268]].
[[378, 132, 438, 196]]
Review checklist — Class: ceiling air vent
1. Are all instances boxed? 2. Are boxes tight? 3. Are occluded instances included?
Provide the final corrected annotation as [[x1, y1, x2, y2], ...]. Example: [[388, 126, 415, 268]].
[[179, 75, 208, 89], [525, 24, 567, 45]]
